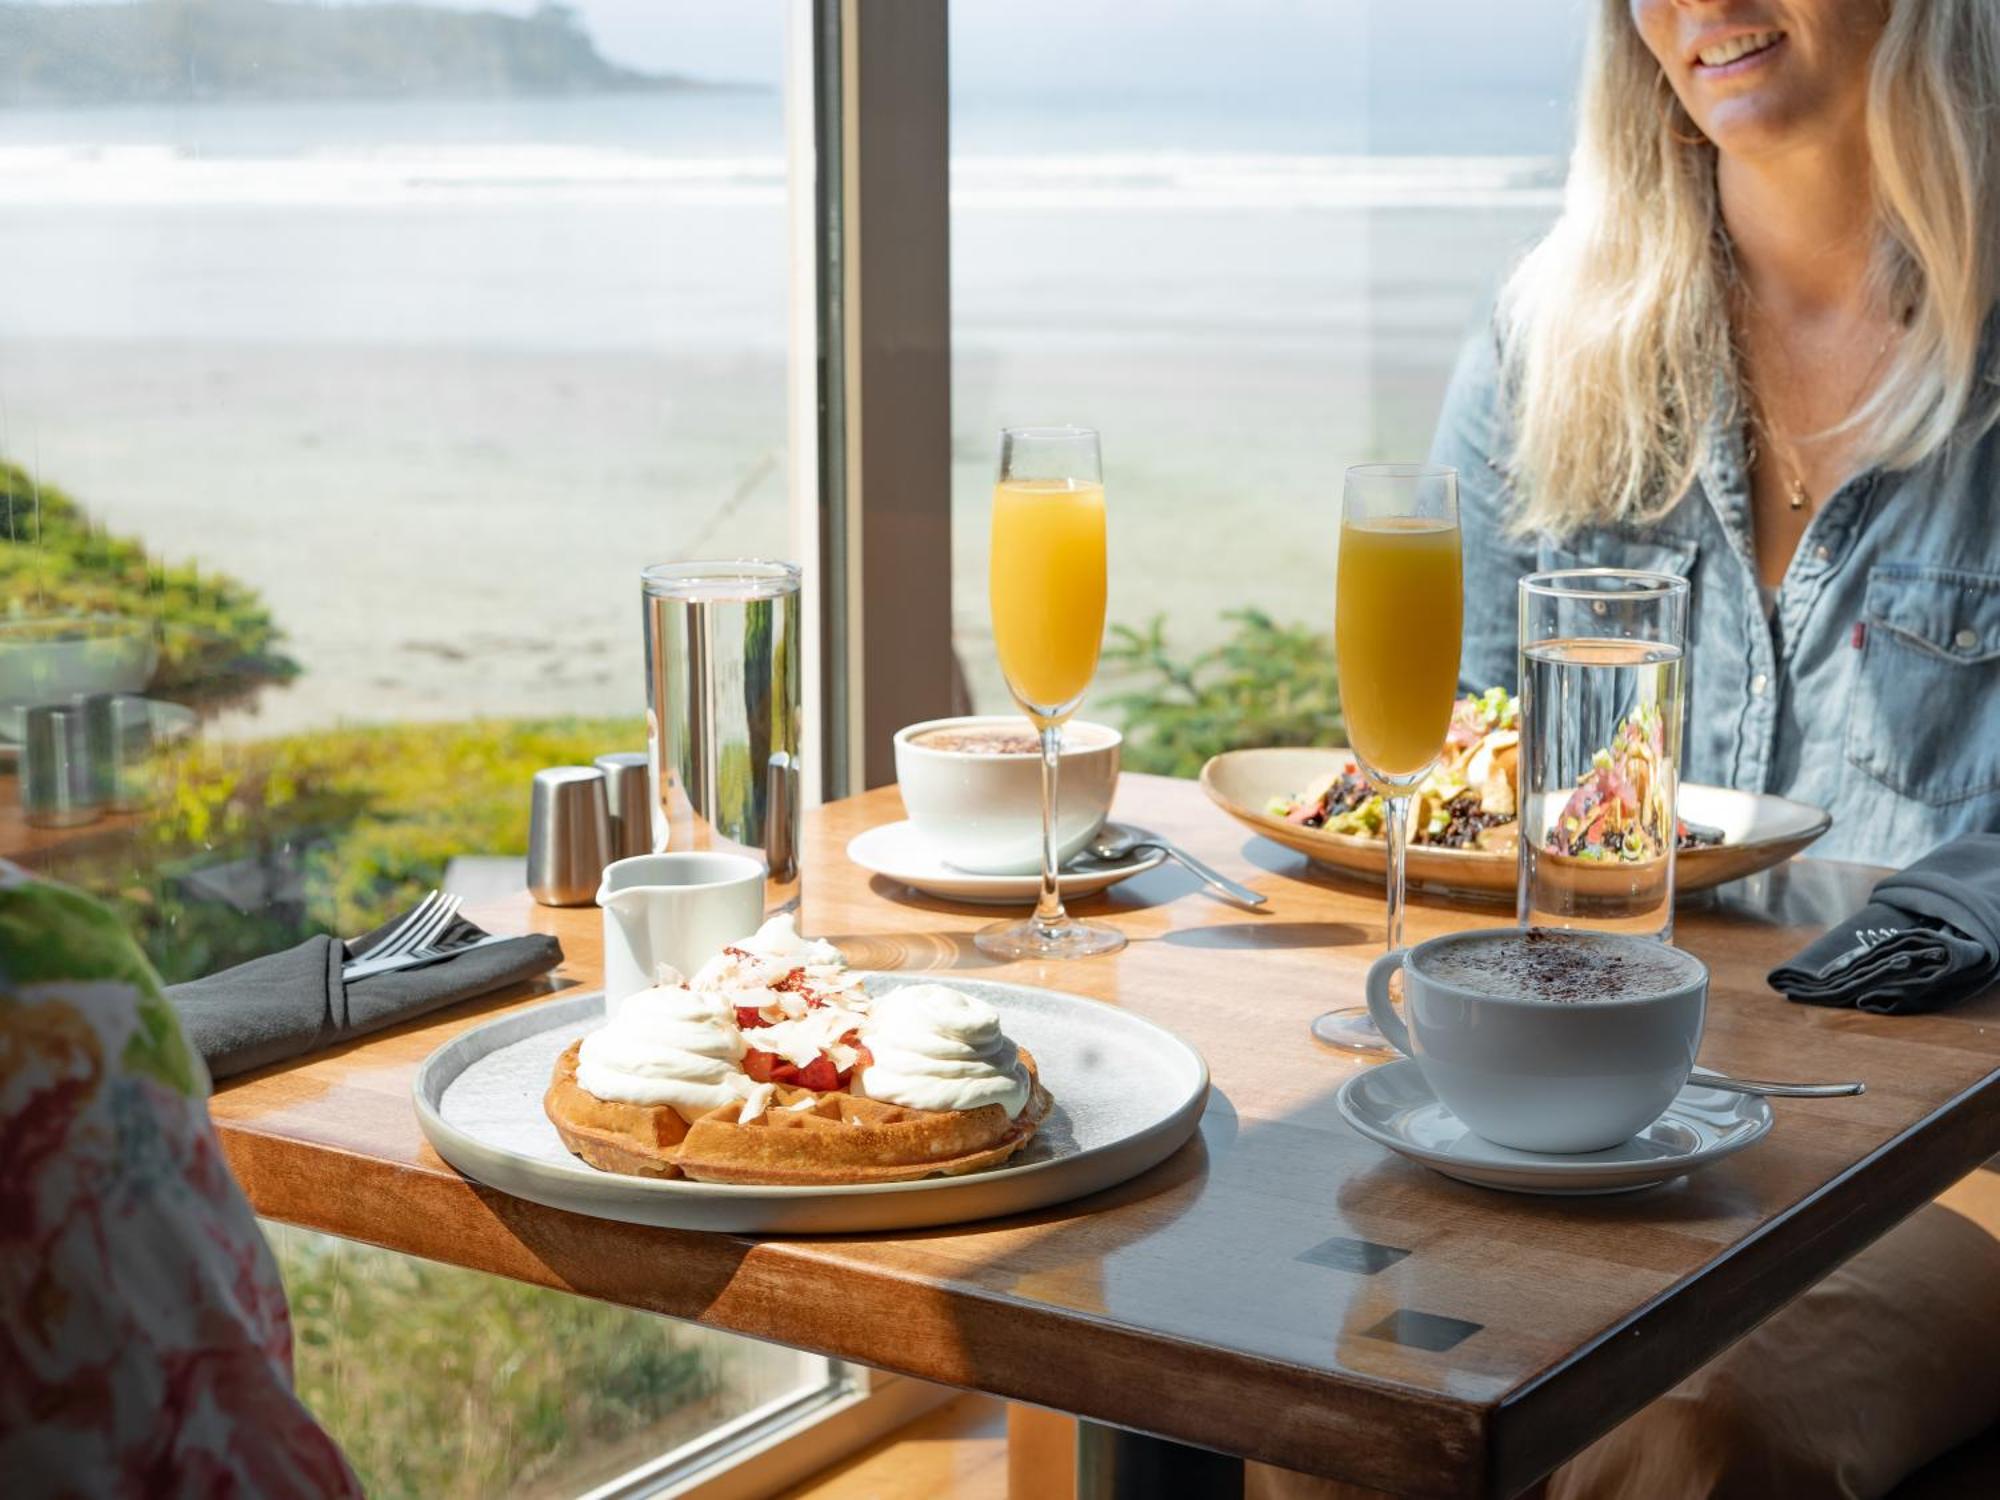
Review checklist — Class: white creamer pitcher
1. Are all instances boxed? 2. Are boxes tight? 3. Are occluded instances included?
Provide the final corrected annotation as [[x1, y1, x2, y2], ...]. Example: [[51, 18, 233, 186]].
[[597, 852, 767, 1009]]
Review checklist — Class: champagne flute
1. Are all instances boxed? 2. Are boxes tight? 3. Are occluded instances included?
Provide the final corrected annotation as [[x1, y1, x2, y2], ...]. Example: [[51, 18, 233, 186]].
[[974, 426, 1125, 961], [1313, 463, 1462, 1051]]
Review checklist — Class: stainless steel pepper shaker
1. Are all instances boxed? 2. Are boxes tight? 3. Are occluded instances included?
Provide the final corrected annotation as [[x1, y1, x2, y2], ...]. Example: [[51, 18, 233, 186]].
[[526, 766, 612, 906], [594, 751, 654, 862]]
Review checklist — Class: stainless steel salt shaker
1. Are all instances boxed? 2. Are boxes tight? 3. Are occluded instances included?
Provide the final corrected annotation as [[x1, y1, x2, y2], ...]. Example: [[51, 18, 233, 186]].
[[22, 702, 98, 828], [526, 766, 612, 906], [594, 751, 654, 861], [77, 692, 154, 811]]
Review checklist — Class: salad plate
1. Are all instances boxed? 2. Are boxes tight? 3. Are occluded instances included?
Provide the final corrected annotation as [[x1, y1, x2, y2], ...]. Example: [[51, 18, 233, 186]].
[[1201, 746, 1831, 899]]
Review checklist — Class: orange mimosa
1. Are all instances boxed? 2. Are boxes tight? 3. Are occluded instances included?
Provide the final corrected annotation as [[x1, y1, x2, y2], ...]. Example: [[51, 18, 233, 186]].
[[989, 478, 1107, 717], [1335, 516, 1463, 779]]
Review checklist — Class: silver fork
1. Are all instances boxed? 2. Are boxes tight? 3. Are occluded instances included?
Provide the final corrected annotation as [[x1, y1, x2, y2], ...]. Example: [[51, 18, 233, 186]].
[[343, 930, 507, 983], [348, 890, 444, 963], [343, 892, 460, 978]]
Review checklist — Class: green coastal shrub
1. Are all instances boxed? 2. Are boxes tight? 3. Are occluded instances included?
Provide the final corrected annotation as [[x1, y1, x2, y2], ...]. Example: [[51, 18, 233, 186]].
[[93, 716, 643, 982], [1, 458, 298, 702], [1101, 608, 1342, 777]]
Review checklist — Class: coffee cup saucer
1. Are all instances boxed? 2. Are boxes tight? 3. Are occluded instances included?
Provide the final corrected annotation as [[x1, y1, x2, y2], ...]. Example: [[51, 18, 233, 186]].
[[846, 820, 1167, 906], [1337, 1059, 1774, 1196]]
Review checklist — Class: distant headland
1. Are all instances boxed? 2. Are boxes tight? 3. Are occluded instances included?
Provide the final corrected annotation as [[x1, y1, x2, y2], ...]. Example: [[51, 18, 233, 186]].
[[0, 0, 743, 106]]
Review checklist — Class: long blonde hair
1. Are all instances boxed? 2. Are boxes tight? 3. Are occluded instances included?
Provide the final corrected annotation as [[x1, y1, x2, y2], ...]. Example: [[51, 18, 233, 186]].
[[1500, 0, 2000, 534]]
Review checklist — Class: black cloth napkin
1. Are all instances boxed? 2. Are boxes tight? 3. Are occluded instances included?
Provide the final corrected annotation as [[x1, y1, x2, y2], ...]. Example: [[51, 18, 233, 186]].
[[167, 911, 563, 1081], [1769, 834, 2000, 1015]]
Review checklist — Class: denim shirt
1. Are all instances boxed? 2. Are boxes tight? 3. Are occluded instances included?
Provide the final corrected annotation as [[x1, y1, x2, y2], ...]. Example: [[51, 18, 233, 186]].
[[1433, 325, 2000, 867]]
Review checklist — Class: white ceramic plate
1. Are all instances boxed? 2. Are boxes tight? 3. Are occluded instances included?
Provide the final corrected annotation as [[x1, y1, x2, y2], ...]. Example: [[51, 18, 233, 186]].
[[846, 820, 1167, 905], [413, 973, 1209, 1233], [1338, 1059, 1773, 1196], [1202, 746, 1832, 899]]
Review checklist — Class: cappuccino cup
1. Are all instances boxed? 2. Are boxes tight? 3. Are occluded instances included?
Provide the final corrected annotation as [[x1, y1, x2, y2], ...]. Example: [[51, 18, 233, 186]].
[[1364, 927, 1708, 1154], [894, 715, 1121, 875]]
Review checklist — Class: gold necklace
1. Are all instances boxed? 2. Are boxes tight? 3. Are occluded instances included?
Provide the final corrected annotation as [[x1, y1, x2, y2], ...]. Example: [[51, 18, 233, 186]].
[[1742, 322, 1898, 514], [1728, 262, 1905, 514], [1746, 401, 1816, 512]]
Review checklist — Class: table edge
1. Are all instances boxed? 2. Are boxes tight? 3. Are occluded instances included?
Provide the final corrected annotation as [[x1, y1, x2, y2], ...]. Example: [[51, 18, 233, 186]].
[[1488, 1063, 2000, 1497]]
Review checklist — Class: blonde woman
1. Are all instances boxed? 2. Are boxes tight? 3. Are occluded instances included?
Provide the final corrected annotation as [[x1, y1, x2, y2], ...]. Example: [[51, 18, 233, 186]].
[[1444, 0, 2000, 868], [1257, 3, 2000, 1497]]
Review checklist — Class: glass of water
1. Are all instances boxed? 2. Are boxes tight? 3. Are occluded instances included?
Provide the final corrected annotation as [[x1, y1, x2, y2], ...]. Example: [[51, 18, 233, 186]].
[[642, 560, 803, 916], [1516, 569, 1690, 941]]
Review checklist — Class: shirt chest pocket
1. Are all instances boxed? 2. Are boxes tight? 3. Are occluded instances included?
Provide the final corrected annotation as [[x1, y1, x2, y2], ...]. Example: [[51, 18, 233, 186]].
[[1846, 565, 2000, 805]]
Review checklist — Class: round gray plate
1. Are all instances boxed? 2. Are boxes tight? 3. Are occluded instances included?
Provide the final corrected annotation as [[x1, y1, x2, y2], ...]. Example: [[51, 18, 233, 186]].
[[414, 972, 1209, 1233], [1338, 1059, 1772, 1196]]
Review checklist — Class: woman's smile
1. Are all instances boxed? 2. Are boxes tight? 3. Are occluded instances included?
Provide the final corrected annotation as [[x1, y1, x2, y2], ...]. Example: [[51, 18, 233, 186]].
[[1691, 27, 1787, 79]]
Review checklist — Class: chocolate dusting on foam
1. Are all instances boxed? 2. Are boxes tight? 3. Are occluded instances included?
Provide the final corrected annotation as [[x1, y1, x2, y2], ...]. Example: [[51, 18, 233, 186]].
[[1426, 928, 1693, 1004]]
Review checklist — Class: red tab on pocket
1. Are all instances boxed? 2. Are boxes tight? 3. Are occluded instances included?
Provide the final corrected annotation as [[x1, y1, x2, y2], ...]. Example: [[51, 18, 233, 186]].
[[1851, 620, 1867, 649]]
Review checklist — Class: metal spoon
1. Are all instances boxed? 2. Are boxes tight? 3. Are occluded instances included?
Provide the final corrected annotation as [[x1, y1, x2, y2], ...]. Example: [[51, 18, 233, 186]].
[[1692, 1069, 1865, 1099], [1084, 826, 1268, 908]]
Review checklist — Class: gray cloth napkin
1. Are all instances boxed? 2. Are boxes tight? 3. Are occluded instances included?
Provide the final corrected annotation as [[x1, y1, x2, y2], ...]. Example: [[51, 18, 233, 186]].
[[167, 912, 563, 1080], [1768, 834, 2000, 1015]]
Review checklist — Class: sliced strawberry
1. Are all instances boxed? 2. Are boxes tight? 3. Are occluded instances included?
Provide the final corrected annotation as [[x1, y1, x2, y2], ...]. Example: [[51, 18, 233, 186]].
[[742, 1046, 854, 1092], [735, 1006, 771, 1030], [792, 1055, 845, 1092]]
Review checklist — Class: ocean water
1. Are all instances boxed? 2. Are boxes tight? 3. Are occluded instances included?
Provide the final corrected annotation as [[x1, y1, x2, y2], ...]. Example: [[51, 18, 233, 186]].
[[0, 88, 1567, 731]]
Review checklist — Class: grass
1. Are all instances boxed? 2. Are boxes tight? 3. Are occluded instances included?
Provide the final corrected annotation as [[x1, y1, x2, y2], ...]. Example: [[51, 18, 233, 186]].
[[266, 1224, 811, 1500]]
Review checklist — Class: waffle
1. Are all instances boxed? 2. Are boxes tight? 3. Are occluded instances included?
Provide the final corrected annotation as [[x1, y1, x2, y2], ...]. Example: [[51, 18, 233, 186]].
[[544, 1040, 1049, 1185], [544, 1041, 696, 1179]]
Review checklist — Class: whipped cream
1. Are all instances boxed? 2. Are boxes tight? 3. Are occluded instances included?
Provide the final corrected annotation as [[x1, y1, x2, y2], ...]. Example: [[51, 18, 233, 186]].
[[856, 984, 1032, 1119], [575, 979, 756, 1116], [691, 914, 867, 1020], [740, 913, 843, 968]]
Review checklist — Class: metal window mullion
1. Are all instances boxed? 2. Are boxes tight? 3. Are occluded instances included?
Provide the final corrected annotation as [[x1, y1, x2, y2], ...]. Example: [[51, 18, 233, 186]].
[[818, 0, 954, 795]]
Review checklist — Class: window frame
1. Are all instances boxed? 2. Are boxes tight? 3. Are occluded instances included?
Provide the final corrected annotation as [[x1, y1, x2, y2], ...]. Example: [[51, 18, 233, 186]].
[[577, 1365, 956, 1500], [798, 0, 958, 800]]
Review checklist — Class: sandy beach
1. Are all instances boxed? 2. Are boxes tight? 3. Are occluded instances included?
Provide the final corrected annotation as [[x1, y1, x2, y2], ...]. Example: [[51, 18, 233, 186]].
[[0, 92, 1559, 737]]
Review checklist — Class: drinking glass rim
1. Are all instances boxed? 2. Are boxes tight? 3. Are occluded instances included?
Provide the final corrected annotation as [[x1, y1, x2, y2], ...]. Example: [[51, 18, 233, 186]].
[[1518, 567, 1691, 601], [1344, 461, 1457, 481], [641, 559, 801, 599], [1000, 424, 1099, 442]]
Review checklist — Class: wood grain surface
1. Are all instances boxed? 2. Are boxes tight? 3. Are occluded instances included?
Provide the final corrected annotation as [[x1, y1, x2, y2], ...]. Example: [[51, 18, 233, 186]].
[[208, 774, 2000, 1499]]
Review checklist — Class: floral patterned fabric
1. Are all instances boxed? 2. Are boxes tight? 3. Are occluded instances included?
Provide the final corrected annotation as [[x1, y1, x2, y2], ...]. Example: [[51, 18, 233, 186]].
[[0, 863, 359, 1498]]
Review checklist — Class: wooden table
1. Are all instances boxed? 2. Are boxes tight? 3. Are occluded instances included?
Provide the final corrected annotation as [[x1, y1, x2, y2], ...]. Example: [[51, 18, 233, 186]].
[[210, 775, 2000, 1499]]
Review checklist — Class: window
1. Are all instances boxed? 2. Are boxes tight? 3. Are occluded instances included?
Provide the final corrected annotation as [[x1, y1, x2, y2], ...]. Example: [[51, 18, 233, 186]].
[[0, 2, 879, 1493], [8, 1, 1588, 1490], [947, 0, 1581, 766], [3, 0, 797, 952], [263, 1221, 825, 1499]]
